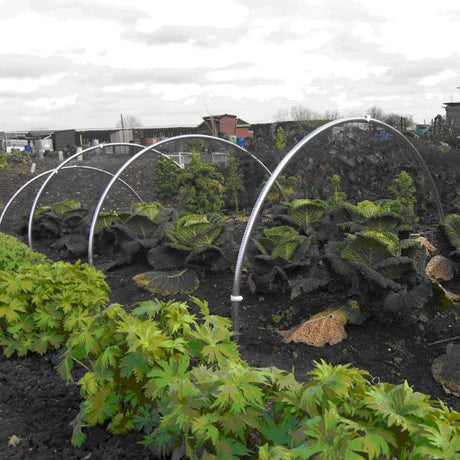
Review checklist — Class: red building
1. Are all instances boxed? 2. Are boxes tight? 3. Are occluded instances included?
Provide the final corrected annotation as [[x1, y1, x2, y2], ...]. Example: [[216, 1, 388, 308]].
[[236, 118, 253, 138], [197, 114, 253, 140]]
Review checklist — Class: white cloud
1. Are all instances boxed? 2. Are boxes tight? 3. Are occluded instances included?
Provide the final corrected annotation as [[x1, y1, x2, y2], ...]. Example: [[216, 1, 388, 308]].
[[0, 73, 68, 93], [133, 0, 248, 28], [103, 83, 148, 93], [419, 70, 458, 87], [25, 95, 78, 110], [0, 0, 459, 130]]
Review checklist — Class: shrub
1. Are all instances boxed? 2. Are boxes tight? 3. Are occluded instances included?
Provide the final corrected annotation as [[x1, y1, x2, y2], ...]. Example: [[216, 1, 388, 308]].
[[0, 232, 457, 457], [153, 153, 226, 213], [266, 174, 298, 202], [224, 155, 245, 212], [152, 155, 182, 206], [0, 232, 48, 271], [178, 154, 225, 213], [59, 294, 460, 458], [274, 126, 286, 151], [58, 297, 239, 446], [0, 234, 109, 356]]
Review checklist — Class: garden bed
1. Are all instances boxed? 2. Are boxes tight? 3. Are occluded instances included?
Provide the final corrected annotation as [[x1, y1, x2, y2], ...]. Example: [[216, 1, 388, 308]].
[[0, 151, 459, 459]]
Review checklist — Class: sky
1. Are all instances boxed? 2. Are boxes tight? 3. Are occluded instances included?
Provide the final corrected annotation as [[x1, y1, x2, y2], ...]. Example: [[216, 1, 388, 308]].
[[1, 0, 459, 131]]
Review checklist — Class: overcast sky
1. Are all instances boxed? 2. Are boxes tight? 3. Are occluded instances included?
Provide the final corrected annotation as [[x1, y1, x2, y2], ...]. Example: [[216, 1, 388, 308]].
[[1, 0, 459, 131]]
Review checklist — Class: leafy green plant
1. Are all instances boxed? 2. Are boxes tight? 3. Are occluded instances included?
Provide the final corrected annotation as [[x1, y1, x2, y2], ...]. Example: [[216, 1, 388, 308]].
[[29, 199, 89, 255], [153, 153, 226, 213], [326, 231, 438, 318], [0, 259, 109, 357], [34, 199, 83, 217], [129, 201, 164, 221], [256, 361, 460, 459], [327, 174, 347, 207], [287, 199, 326, 231], [95, 203, 178, 271], [266, 175, 298, 202], [58, 297, 239, 446], [342, 199, 405, 234], [224, 155, 245, 213], [165, 213, 227, 251], [442, 214, 460, 249], [184, 141, 205, 153], [441, 213, 460, 262], [250, 171, 437, 317], [0, 232, 47, 271], [253, 225, 309, 261], [388, 170, 416, 208], [387, 170, 417, 230], [4, 150, 31, 164], [152, 155, 183, 206], [93, 210, 121, 235], [332, 171, 417, 235], [274, 126, 286, 151], [248, 225, 329, 297], [0, 153, 8, 170], [136, 213, 231, 295], [178, 154, 226, 213], [64, 318, 460, 460]]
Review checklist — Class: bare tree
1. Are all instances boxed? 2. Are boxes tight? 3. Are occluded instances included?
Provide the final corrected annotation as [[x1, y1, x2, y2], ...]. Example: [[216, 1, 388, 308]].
[[289, 104, 320, 121], [366, 105, 385, 121], [322, 110, 341, 121], [116, 115, 143, 128], [274, 105, 321, 122], [366, 106, 414, 130], [383, 113, 414, 130], [274, 108, 290, 122]]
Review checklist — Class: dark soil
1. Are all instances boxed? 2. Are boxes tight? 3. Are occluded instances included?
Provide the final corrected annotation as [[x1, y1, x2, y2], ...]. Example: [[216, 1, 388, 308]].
[[0, 155, 459, 459]]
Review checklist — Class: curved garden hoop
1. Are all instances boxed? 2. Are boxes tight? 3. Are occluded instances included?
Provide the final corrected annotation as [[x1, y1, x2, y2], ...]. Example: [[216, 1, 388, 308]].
[[26, 143, 145, 249], [0, 165, 143, 229], [87, 134, 284, 265], [230, 116, 445, 334]]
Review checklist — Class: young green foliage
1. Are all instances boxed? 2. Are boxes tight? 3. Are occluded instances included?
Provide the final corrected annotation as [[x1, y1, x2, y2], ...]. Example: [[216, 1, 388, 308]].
[[0, 254, 109, 357], [387, 170, 417, 229], [59, 297, 239, 446], [274, 126, 286, 151], [328, 174, 347, 206], [224, 155, 245, 213], [0, 232, 47, 271], [55, 287, 460, 457], [388, 170, 416, 208]]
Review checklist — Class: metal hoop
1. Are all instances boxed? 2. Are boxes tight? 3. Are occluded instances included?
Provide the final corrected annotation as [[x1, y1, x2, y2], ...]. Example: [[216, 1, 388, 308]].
[[230, 117, 444, 334], [27, 143, 144, 249], [0, 165, 143, 229], [87, 134, 283, 265]]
